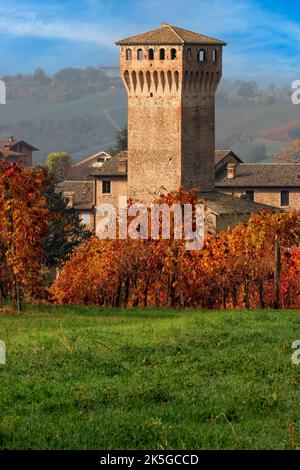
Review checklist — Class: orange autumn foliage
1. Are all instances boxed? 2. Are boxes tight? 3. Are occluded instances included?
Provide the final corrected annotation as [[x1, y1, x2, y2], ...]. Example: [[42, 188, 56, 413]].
[[0, 162, 50, 304], [50, 189, 300, 309]]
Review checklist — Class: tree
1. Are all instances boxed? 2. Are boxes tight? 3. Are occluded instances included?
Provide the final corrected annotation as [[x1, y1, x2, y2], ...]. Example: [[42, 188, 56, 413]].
[[273, 140, 300, 163], [113, 126, 128, 154], [253, 144, 267, 162], [288, 129, 300, 140], [43, 181, 92, 270], [49, 193, 300, 310], [46, 152, 72, 182], [0, 163, 50, 310], [237, 81, 258, 99]]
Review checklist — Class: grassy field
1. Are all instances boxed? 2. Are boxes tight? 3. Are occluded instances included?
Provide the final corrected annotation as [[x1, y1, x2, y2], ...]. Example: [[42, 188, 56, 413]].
[[1, 305, 300, 450]]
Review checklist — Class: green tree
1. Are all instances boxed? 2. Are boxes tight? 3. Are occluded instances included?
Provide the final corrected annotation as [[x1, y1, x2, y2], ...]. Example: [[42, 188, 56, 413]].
[[43, 181, 92, 270], [114, 126, 128, 153], [46, 152, 72, 182], [253, 144, 267, 162]]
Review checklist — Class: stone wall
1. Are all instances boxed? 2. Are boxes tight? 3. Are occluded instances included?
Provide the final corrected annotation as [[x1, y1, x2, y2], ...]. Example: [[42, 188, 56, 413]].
[[221, 188, 300, 210], [120, 43, 222, 205]]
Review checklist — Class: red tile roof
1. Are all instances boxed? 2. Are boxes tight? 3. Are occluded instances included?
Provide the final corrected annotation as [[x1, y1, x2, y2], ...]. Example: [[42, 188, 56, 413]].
[[116, 23, 226, 46]]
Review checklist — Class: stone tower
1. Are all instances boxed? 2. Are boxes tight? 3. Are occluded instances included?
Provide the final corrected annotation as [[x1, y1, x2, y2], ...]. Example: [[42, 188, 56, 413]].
[[116, 23, 226, 204]]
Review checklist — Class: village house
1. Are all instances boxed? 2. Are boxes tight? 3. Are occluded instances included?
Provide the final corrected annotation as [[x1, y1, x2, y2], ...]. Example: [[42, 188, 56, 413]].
[[215, 162, 300, 210], [0, 136, 39, 167]]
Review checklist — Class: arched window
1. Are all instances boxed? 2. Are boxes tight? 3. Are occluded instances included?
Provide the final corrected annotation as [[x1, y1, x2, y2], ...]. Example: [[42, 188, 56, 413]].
[[213, 49, 217, 62], [148, 48, 154, 60], [198, 49, 206, 62], [126, 49, 132, 60], [137, 49, 143, 61], [187, 48, 192, 61], [171, 48, 177, 60], [159, 48, 165, 60]]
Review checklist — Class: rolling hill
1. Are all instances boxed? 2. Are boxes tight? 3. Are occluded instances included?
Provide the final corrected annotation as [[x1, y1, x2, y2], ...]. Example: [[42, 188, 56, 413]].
[[0, 68, 298, 164]]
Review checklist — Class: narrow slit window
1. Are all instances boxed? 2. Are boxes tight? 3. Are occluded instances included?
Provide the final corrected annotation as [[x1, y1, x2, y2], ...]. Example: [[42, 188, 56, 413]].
[[137, 49, 143, 61], [159, 48, 165, 60], [126, 49, 132, 60], [171, 48, 177, 60], [187, 48, 192, 61], [198, 49, 206, 62], [281, 190, 289, 207], [148, 48, 154, 60], [213, 49, 217, 62]]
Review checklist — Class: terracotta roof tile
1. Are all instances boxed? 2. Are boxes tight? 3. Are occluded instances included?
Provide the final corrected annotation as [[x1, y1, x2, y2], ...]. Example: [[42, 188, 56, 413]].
[[216, 163, 300, 188], [116, 24, 226, 46], [56, 181, 94, 210], [199, 190, 276, 215], [215, 149, 242, 165], [90, 151, 128, 177]]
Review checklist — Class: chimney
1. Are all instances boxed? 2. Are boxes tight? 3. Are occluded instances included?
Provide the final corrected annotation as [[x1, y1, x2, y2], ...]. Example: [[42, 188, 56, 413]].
[[118, 154, 128, 173], [227, 163, 236, 180], [161, 22, 170, 27]]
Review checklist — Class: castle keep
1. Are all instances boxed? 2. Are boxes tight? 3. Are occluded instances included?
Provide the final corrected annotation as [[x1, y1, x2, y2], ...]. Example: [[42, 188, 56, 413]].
[[60, 24, 285, 233], [116, 23, 226, 203]]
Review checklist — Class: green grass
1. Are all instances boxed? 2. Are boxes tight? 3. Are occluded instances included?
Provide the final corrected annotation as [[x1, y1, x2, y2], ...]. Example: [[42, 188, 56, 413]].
[[1, 305, 300, 450]]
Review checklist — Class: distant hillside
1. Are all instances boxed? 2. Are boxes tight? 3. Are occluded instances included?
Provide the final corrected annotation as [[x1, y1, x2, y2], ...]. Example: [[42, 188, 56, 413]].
[[0, 68, 297, 164], [2, 67, 121, 102]]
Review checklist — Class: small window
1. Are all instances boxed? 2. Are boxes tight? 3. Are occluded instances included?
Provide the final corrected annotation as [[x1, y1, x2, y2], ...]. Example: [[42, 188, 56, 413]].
[[137, 49, 143, 61], [213, 49, 217, 62], [171, 48, 177, 60], [63, 192, 74, 208], [281, 190, 289, 207], [246, 190, 254, 203], [126, 49, 132, 60], [198, 49, 206, 62], [159, 48, 165, 60], [102, 180, 111, 194], [187, 48, 192, 61], [148, 48, 154, 60]]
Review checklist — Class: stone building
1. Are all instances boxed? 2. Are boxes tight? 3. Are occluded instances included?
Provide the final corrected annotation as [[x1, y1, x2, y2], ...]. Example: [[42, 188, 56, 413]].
[[56, 180, 96, 231], [216, 162, 300, 210], [59, 24, 282, 233], [0, 136, 38, 167], [66, 151, 112, 181], [116, 23, 226, 204]]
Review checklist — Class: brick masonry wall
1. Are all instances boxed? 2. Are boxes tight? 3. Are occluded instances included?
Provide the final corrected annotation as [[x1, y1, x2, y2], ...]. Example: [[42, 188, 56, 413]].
[[119, 43, 223, 205], [95, 176, 128, 227]]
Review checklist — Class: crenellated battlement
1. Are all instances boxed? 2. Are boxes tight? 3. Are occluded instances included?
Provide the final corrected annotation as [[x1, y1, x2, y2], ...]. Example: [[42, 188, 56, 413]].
[[120, 43, 222, 97]]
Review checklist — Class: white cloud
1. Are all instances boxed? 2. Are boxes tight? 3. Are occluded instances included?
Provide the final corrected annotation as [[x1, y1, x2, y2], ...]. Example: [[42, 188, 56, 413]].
[[0, 16, 115, 46], [0, 0, 300, 80]]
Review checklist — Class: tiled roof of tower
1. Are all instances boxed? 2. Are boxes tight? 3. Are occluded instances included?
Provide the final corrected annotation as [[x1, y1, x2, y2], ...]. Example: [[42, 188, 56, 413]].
[[116, 23, 226, 46]]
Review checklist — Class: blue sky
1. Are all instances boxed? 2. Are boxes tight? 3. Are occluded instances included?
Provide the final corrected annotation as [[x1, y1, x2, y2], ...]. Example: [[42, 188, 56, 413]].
[[0, 0, 299, 83]]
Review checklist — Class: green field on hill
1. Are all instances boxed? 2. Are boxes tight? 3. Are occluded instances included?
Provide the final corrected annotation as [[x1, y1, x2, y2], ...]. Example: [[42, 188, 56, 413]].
[[0, 89, 296, 163], [1, 306, 300, 450]]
